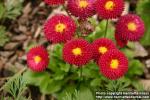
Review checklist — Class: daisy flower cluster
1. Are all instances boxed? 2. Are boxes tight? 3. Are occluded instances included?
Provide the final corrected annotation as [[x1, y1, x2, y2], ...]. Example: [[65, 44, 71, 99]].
[[26, 0, 145, 80]]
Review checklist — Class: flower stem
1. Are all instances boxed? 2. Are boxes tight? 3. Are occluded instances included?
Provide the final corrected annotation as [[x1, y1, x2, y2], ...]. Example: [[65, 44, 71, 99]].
[[77, 67, 83, 90], [80, 67, 83, 81], [104, 20, 109, 38]]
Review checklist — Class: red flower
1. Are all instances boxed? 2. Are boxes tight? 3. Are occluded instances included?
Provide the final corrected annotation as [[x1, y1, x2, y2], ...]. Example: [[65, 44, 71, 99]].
[[44, 14, 76, 43], [92, 38, 117, 62], [63, 39, 92, 66], [67, 0, 96, 19], [115, 32, 128, 48], [27, 46, 49, 72], [96, 0, 124, 19], [99, 49, 128, 80], [44, 0, 65, 5], [116, 14, 145, 41]]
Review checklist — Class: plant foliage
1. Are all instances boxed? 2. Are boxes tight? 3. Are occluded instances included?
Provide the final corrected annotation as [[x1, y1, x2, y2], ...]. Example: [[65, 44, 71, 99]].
[[137, 0, 150, 46], [1, 74, 30, 100], [0, 0, 24, 46], [23, 21, 144, 99], [0, 26, 9, 46]]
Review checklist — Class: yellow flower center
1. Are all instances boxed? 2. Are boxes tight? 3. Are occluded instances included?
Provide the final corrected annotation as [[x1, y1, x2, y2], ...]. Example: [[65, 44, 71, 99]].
[[79, 0, 88, 8], [110, 59, 119, 69], [55, 23, 66, 33], [105, 1, 115, 11], [72, 47, 82, 56], [127, 22, 137, 31], [34, 56, 42, 64], [99, 46, 108, 54]]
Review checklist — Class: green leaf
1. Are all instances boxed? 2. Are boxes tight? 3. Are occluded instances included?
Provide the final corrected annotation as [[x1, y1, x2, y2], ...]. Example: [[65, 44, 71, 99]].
[[106, 78, 130, 91], [52, 44, 63, 59], [90, 78, 101, 87], [82, 63, 100, 79], [131, 80, 144, 91], [59, 63, 70, 72], [4, 0, 24, 20], [136, 0, 150, 46], [86, 20, 115, 42], [78, 86, 94, 100], [48, 57, 60, 72], [23, 70, 51, 86], [40, 79, 63, 94], [53, 71, 65, 80], [61, 86, 94, 100], [48, 44, 65, 72], [58, 84, 77, 100], [23, 70, 64, 94], [126, 60, 144, 78], [121, 48, 135, 59], [83, 68, 99, 78], [0, 3, 5, 19], [0, 26, 9, 46], [1, 74, 28, 100]]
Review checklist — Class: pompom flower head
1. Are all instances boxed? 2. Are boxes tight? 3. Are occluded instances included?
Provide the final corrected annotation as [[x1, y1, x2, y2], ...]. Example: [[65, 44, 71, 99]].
[[67, 0, 96, 19], [63, 39, 92, 66], [99, 49, 128, 80], [96, 0, 124, 19], [115, 32, 128, 48], [27, 46, 49, 72], [116, 14, 145, 41], [92, 38, 117, 62], [44, 0, 65, 5], [44, 14, 76, 43]]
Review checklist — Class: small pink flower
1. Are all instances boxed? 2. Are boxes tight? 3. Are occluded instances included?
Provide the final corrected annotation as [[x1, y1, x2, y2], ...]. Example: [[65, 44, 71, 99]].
[[92, 38, 117, 62], [99, 49, 128, 80], [44, 14, 76, 43], [63, 39, 93, 66], [116, 14, 145, 41], [96, 0, 124, 19], [27, 46, 49, 72], [67, 0, 96, 19]]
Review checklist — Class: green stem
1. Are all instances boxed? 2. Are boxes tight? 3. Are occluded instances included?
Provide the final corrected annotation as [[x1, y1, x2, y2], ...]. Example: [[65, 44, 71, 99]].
[[77, 67, 83, 90], [80, 67, 83, 81], [104, 20, 109, 38], [113, 80, 117, 92]]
